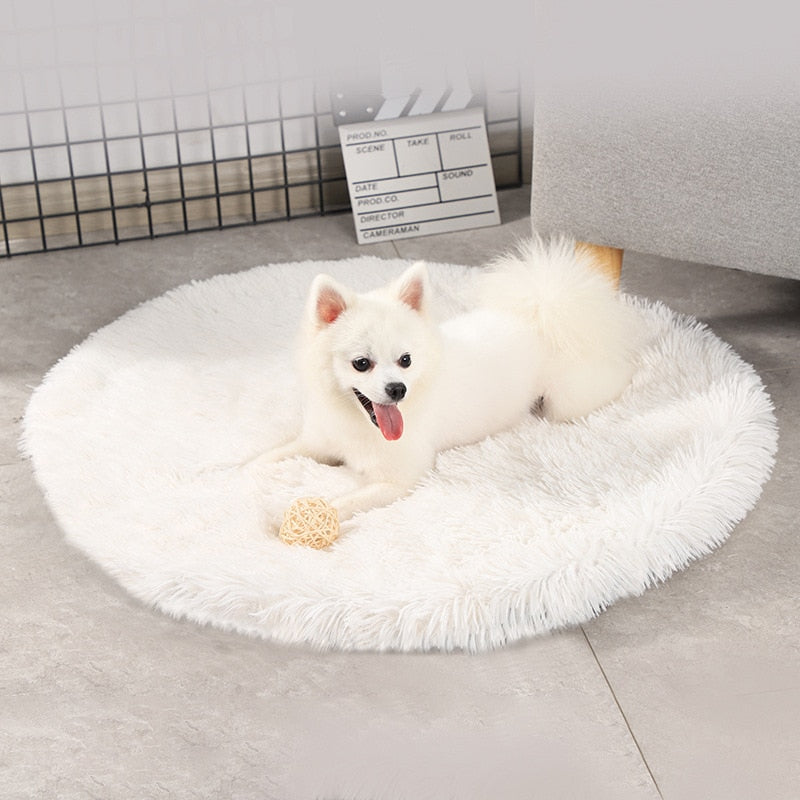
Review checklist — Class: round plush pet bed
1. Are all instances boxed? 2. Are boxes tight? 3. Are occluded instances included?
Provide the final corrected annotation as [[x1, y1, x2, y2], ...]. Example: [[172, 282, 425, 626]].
[[22, 257, 777, 652]]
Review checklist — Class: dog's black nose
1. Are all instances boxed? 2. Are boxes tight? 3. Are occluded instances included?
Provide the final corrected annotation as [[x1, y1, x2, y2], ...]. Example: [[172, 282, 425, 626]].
[[385, 382, 406, 402]]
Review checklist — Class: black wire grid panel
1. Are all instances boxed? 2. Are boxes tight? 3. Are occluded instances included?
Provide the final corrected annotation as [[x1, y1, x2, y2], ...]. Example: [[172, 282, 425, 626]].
[[0, 87, 523, 258], [0, 7, 523, 258]]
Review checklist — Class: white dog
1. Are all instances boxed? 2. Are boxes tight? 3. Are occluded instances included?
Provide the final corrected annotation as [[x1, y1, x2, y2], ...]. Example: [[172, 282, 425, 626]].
[[261, 238, 641, 523]]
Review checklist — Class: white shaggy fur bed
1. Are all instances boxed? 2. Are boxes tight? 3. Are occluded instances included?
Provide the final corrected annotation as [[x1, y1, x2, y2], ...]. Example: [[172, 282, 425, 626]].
[[21, 257, 777, 652]]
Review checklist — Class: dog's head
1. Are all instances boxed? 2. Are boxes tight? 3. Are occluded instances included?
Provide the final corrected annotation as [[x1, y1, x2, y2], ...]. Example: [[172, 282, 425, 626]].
[[305, 262, 436, 441]]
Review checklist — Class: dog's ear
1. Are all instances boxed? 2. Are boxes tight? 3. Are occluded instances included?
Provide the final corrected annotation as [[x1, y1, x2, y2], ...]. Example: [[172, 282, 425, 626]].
[[310, 274, 350, 326], [395, 262, 428, 313]]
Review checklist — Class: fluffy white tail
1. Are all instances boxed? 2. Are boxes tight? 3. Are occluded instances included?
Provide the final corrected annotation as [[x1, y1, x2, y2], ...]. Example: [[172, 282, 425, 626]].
[[479, 237, 643, 421]]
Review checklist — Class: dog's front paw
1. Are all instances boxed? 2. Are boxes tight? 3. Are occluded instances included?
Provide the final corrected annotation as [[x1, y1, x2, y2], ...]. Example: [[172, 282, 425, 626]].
[[331, 482, 409, 522], [241, 442, 303, 475]]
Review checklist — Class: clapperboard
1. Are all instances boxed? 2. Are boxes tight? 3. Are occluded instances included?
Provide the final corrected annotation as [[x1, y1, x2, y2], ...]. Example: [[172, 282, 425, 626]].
[[333, 56, 501, 244]]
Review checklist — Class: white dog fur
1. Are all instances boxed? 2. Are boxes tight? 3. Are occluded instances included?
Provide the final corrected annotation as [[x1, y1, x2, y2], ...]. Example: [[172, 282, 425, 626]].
[[258, 237, 643, 523]]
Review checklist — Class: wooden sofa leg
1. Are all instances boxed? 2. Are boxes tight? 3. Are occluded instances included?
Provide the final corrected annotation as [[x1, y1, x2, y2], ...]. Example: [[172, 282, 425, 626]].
[[575, 242, 624, 288]]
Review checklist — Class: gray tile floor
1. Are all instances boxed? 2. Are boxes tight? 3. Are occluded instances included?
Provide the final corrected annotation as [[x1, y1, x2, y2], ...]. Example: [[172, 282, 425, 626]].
[[2, 187, 799, 799]]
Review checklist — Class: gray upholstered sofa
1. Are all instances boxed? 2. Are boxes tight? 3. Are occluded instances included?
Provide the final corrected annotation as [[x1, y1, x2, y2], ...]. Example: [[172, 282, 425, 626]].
[[529, 1, 800, 281]]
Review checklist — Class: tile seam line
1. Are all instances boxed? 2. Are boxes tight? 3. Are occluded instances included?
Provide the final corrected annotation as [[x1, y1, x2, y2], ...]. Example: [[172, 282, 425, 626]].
[[580, 624, 664, 799]]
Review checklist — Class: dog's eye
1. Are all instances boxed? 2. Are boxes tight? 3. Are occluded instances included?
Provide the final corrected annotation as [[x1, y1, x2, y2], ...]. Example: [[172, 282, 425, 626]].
[[398, 353, 411, 368], [351, 357, 372, 372]]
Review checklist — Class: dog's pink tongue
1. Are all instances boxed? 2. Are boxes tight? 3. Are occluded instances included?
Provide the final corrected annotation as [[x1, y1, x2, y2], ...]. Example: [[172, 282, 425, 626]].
[[373, 403, 403, 441]]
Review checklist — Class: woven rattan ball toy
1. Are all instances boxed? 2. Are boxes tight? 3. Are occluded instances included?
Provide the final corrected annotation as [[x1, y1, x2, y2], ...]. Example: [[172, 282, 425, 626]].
[[279, 497, 340, 549]]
